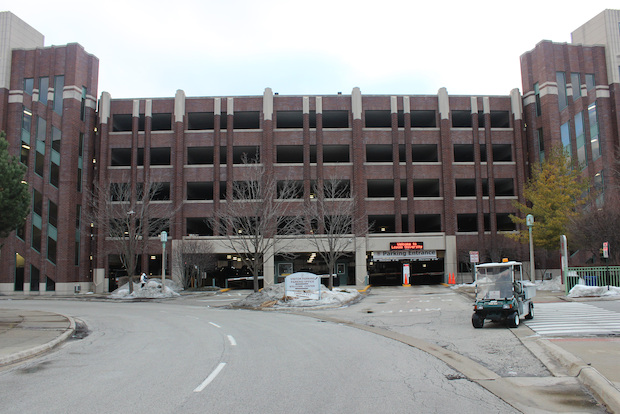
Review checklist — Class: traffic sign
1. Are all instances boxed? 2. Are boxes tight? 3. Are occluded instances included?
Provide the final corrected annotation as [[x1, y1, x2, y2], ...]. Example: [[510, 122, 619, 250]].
[[603, 241, 609, 259], [469, 251, 479, 263]]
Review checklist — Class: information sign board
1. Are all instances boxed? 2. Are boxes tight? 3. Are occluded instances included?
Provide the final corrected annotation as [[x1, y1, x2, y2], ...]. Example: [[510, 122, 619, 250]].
[[285, 272, 321, 300], [390, 242, 424, 250]]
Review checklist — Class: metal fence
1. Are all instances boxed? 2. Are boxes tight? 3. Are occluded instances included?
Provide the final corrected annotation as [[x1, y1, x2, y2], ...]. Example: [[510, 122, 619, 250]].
[[565, 266, 620, 294]]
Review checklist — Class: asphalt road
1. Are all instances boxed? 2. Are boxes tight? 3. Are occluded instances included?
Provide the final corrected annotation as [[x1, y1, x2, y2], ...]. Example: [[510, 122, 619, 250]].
[[0, 300, 517, 414]]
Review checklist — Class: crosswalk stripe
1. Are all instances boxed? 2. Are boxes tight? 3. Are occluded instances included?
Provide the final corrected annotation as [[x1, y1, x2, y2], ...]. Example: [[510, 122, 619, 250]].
[[525, 302, 620, 336]]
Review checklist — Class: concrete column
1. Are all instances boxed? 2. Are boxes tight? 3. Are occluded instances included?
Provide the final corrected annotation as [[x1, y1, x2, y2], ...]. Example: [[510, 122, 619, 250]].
[[99, 91, 111, 124], [93, 268, 105, 293], [352, 87, 362, 120], [263, 88, 273, 121], [438, 87, 449, 120], [174, 90, 185, 123], [355, 236, 368, 287], [445, 235, 458, 282]]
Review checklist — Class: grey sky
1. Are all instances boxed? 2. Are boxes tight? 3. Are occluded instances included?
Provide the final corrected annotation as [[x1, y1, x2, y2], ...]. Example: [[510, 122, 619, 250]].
[[6, 0, 615, 98]]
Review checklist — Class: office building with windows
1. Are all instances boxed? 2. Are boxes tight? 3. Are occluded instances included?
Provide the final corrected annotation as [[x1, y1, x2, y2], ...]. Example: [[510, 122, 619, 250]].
[[0, 10, 619, 293]]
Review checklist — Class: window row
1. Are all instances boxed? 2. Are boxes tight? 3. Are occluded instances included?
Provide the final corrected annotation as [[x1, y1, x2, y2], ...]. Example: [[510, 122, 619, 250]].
[[183, 212, 516, 236], [116, 177, 514, 201], [111, 108, 512, 132], [559, 102, 601, 167], [22, 76, 64, 114], [555, 72, 596, 111], [110, 143, 513, 166]]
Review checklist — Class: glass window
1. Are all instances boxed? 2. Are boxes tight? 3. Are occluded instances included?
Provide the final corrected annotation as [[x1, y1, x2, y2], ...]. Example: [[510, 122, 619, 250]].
[[47, 237, 57, 264], [50, 158, 59, 187], [574, 112, 587, 167], [24, 78, 34, 95], [53, 75, 64, 114], [36, 117, 46, 142], [560, 121, 572, 161], [33, 189, 43, 216], [571, 73, 581, 100], [556, 72, 568, 110], [534, 83, 541, 116], [38, 77, 49, 103], [80, 86, 87, 121], [535, 128, 544, 162], [586, 74, 595, 91], [48, 200, 58, 228], [35, 151, 44, 177], [593, 171, 604, 207], [51, 126, 61, 153], [588, 103, 601, 161], [31, 224, 41, 252]]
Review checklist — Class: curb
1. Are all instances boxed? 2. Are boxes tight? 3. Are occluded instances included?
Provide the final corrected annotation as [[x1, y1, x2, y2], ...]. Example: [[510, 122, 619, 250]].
[[536, 338, 620, 413], [0, 315, 76, 367]]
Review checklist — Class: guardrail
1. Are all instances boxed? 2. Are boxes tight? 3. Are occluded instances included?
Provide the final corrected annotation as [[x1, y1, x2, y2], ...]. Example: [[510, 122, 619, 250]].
[[565, 266, 620, 294]]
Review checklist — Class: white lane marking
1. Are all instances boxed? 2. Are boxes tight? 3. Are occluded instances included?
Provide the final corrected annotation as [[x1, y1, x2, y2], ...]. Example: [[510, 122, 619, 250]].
[[227, 335, 237, 346], [209, 322, 221, 328], [193, 362, 226, 392]]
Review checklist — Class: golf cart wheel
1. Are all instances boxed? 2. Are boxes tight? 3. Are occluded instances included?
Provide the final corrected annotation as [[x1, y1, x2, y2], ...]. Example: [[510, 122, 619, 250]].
[[525, 302, 534, 320], [472, 313, 484, 329], [508, 311, 520, 328]]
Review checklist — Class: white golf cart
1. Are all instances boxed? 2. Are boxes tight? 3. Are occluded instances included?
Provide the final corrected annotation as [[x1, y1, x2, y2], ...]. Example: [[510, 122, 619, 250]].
[[472, 261, 536, 328]]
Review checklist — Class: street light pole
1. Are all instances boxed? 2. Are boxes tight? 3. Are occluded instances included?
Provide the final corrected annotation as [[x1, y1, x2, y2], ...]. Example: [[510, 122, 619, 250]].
[[161, 231, 167, 292], [526, 214, 535, 282]]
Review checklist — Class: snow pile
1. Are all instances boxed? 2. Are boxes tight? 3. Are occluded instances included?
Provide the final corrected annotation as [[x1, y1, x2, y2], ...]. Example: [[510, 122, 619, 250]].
[[232, 283, 361, 309], [536, 275, 564, 292], [110, 279, 181, 299], [568, 284, 620, 298]]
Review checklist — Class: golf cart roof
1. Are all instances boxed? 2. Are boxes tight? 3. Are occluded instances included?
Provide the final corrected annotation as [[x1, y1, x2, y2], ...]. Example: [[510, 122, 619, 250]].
[[475, 261, 522, 268]]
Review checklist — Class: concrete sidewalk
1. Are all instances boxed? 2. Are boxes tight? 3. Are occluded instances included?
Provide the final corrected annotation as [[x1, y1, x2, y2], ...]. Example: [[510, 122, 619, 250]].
[[0, 308, 75, 366]]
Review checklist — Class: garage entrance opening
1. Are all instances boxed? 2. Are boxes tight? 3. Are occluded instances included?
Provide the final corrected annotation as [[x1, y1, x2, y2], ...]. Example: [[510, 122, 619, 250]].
[[369, 250, 444, 286]]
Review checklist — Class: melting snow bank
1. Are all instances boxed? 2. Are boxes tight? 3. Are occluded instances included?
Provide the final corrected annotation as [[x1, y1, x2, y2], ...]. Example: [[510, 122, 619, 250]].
[[110, 279, 182, 299], [568, 284, 620, 298], [232, 283, 361, 309]]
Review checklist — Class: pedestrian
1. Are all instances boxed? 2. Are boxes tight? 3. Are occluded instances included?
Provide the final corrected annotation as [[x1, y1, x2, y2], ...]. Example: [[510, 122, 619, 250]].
[[140, 272, 148, 288]]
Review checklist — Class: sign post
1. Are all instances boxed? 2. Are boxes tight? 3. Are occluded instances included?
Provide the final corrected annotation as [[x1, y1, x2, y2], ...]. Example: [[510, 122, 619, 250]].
[[526, 214, 535, 282], [469, 251, 479, 284], [160, 231, 167, 292], [560, 235, 568, 294]]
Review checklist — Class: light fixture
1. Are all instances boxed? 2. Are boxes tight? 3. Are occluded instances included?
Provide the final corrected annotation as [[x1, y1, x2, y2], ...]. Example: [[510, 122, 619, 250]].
[[380, 227, 386, 232], [151, 255, 156, 260], [226, 255, 232, 259], [21, 144, 30, 149]]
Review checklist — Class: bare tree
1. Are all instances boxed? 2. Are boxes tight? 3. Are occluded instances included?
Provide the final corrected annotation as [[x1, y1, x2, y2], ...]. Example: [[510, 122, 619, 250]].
[[174, 239, 217, 288], [89, 178, 175, 293], [304, 178, 369, 290], [216, 155, 303, 292], [569, 192, 620, 265]]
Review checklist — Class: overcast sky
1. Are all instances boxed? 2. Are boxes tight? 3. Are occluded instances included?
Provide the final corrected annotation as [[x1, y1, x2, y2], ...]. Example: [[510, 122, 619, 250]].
[[6, 1, 616, 99]]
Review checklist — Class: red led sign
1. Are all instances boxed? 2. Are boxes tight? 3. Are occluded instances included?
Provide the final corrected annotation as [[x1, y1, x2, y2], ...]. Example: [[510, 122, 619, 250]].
[[390, 242, 424, 251]]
